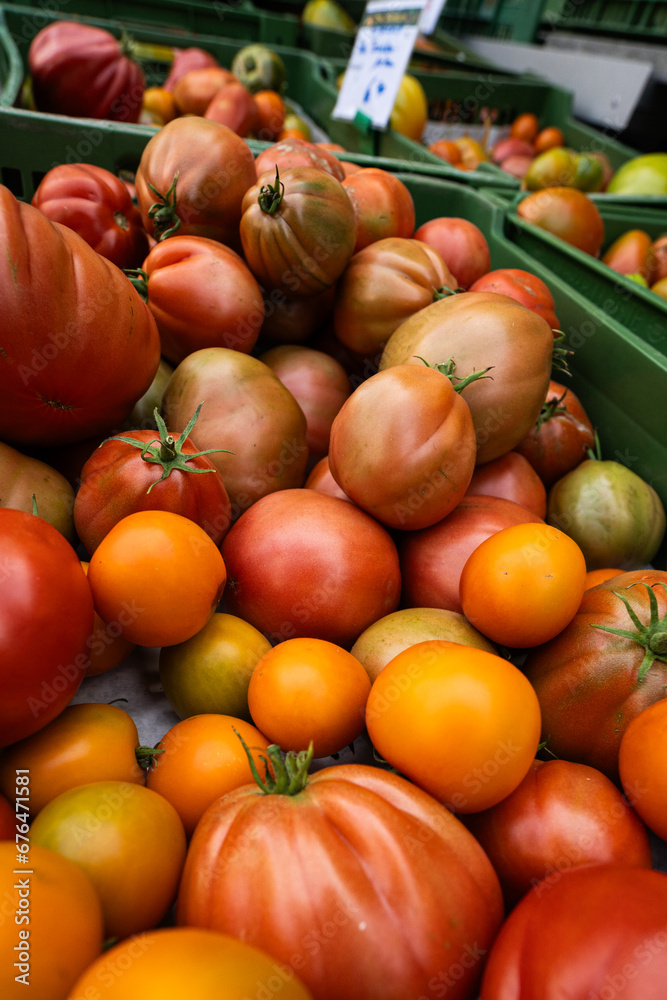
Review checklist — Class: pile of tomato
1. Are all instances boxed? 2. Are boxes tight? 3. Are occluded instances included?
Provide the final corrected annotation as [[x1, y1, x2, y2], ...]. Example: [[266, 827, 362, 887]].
[[2, 20, 667, 1000]]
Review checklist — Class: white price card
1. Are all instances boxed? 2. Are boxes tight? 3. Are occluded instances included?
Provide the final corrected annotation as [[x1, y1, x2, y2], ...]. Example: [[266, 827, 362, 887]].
[[419, 0, 447, 35], [331, 0, 427, 131]]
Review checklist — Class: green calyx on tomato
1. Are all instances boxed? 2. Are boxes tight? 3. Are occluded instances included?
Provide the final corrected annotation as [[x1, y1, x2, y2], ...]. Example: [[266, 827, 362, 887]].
[[103, 402, 233, 494], [258, 167, 285, 216], [534, 387, 569, 432], [146, 171, 181, 239], [238, 729, 313, 796], [415, 355, 493, 394], [591, 582, 667, 678]]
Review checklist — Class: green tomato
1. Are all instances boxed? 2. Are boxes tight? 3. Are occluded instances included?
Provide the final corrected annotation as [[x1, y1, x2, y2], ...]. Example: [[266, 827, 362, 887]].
[[547, 459, 666, 570], [607, 153, 667, 195]]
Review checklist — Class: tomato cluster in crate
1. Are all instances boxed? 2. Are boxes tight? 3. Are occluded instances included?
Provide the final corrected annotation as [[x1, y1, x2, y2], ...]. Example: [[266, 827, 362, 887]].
[[2, 70, 667, 1000]]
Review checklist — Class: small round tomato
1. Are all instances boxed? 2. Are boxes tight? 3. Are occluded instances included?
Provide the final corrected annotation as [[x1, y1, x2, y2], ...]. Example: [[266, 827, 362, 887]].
[[465, 758, 652, 909], [413, 216, 491, 289], [366, 640, 542, 812], [0, 842, 103, 1000], [29, 780, 187, 940], [171, 66, 236, 116], [459, 522, 587, 648], [426, 139, 462, 165], [252, 88, 286, 141], [87, 510, 227, 648], [514, 378, 595, 489], [0, 703, 146, 817], [146, 715, 271, 837], [66, 927, 314, 1000], [619, 698, 667, 841], [159, 612, 271, 721], [510, 112, 539, 143], [141, 85, 178, 124], [534, 125, 564, 153], [248, 638, 371, 758]]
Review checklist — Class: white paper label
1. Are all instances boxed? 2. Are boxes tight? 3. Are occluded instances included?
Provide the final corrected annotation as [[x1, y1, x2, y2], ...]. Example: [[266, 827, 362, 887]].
[[419, 0, 447, 35], [331, 0, 427, 130]]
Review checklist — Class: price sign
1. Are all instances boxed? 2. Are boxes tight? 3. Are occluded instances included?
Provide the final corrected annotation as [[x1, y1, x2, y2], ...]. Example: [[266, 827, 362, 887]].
[[331, 0, 427, 131], [419, 0, 447, 35]]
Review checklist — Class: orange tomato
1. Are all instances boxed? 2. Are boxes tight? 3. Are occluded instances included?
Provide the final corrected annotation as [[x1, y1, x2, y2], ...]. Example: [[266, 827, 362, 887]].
[[365, 639, 541, 812], [81, 561, 136, 676], [0, 703, 146, 817], [517, 187, 605, 257], [585, 567, 624, 589], [87, 510, 227, 647], [146, 715, 271, 837], [247, 637, 372, 758], [0, 842, 103, 1000], [29, 780, 187, 940], [454, 135, 488, 170], [66, 927, 314, 999], [510, 112, 539, 144], [426, 139, 462, 165], [141, 86, 178, 125], [534, 125, 565, 154], [619, 698, 667, 840], [253, 88, 286, 141], [459, 522, 587, 648]]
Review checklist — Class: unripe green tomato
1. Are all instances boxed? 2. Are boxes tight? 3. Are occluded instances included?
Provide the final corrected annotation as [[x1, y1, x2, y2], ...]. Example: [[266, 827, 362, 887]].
[[546, 459, 666, 570]]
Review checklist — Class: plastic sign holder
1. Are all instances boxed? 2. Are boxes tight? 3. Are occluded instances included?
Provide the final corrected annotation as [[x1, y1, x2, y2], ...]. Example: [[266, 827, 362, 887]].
[[332, 0, 427, 145]]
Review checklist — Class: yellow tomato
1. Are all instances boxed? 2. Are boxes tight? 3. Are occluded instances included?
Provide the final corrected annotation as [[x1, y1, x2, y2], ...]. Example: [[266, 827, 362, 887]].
[[389, 73, 428, 141]]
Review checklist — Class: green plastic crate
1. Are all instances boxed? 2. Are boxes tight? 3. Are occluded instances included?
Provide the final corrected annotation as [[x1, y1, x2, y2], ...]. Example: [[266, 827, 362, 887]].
[[542, 0, 667, 40], [0, 4, 521, 188], [22, 0, 300, 45], [0, 5, 19, 104], [502, 192, 667, 358], [435, 0, 552, 42]]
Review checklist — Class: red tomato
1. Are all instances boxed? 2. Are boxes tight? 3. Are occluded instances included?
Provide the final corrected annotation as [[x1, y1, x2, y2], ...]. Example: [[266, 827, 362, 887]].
[[523, 569, 667, 781], [0, 510, 94, 748], [304, 456, 352, 502], [366, 640, 542, 812], [30, 780, 187, 940], [465, 451, 547, 519], [177, 753, 504, 1000], [163, 46, 220, 91], [413, 217, 491, 288], [74, 403, 232, 553], [341, 167, 416, 252], [468, 267, 560, 332], [328, 362, 478, 530], [399, 494, 543, 614], [380, 291, 554, 465], [618, 698, 667, 840], [517, 187, 606, 256], [465, 758, 652, 909], [88, 510, 227, 648], [240, 166, 357, 298], [67, 927, 314, 1000], [514, 378, 596, 488], [332, 237, 457, 356], [259, 345, 351, 468], [28, 20, 145, 122], [480, 866, 667, 999], [253, 136, 346, 182], [204, 79, 259, 137], [146, 715, 271, 837], [134, 117, 256, 250], [221, 488, 401, 647], [426, 139, 463, 165], [253, 89, 286, 141], [0, 186, 160, 448], [602, 228, 655, 282], [31, 163, 149, 270], [459, 522, 587, 648], [136, 234, 265, 365], [261, 285, 335, 346], [171, 66, 235, 116], [248, 638, 371, 757]]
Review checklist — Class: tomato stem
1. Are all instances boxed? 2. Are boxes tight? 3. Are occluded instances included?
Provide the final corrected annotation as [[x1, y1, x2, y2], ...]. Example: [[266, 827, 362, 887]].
[[99, 402, 234, 494], [235, 728, 313, 795], [135, 744, 164, 770], [124, 267, 149, 300], [257, 167, 285, 215], [590, 582, 667, 679], [146, 172, 181, 240], [414, 355, 494, 394]]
